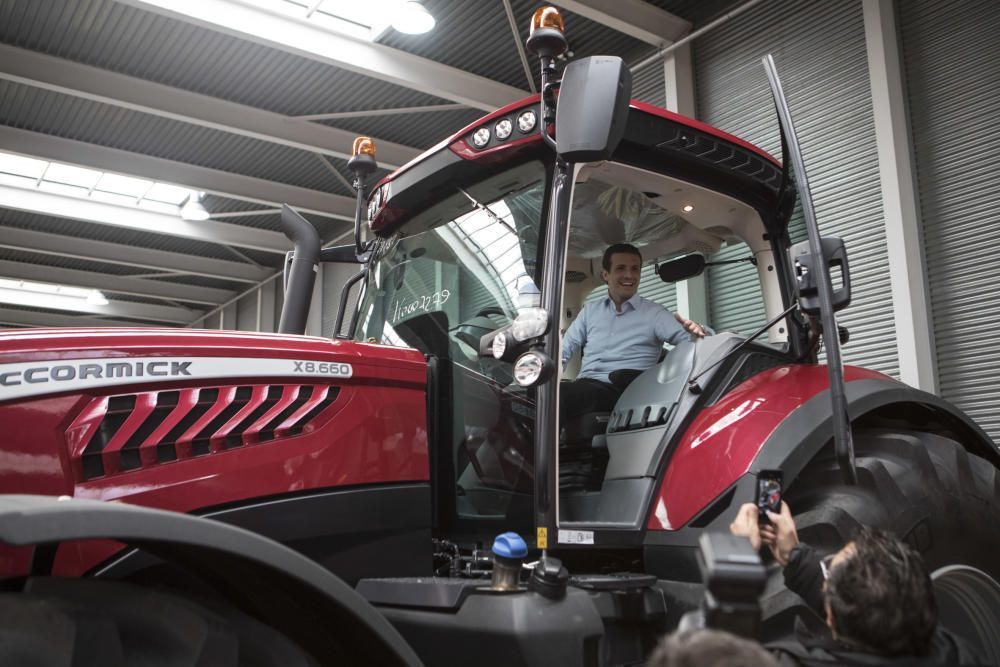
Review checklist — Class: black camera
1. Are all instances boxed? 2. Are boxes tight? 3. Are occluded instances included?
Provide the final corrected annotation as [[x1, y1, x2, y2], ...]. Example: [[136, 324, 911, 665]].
[[680, 532, 767, 640]]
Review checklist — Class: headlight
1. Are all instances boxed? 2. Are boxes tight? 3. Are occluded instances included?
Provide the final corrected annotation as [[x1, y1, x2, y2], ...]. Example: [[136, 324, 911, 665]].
[[517, 109, 537, 133], [492, 331, 508, 359], [472, 127, 491, 148], [513, 350, 553, 387], [495, 118, 513, 140], [510, 307, 548, 341]]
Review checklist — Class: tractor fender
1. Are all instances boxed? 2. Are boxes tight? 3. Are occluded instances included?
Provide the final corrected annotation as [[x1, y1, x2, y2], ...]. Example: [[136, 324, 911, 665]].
[[646, 365, 998, 534], [0, 494, 423, 667], [751, 377, 999, 481]]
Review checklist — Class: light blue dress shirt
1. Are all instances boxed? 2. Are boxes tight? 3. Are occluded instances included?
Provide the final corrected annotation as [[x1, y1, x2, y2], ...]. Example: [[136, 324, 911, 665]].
[[562, 293, 690, 384]]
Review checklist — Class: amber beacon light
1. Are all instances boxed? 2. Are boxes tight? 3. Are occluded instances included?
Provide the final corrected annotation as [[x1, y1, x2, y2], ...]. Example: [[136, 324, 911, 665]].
[[527, 6, 568, 60], [530, 6, 564, 36], [351, 136, 377, 158]]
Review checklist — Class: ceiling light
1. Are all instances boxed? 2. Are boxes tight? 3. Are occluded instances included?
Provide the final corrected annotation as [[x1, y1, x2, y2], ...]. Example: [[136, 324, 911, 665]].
[[0, 153, 47, 179], [391, 1, 435, 34], [180, 191, 211, 220], [96, 173, 152, 198], [145, 183, 195, 205], [44, 163, 101, 189], [0, 278, 109, 312], [682, 204, 694, 213]]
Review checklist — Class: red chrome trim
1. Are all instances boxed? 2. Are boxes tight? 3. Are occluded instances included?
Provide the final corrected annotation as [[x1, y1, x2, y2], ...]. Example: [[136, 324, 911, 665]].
[[178, 386, 237, 454], [243, 386, 302, 444], [100, 392, 156, 475], [275, 385, 330, 439], [210, 384, 270, 451], [647, 365, 894, 531], [628, 100, 781, 167], [66, 397, 108, 465], [138, 389, 200, 464]]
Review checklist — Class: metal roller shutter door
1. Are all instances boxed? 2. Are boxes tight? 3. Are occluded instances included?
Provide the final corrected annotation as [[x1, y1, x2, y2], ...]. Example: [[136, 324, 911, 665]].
[[692, 0, 897, 375], [899, 0, 1000, 441]]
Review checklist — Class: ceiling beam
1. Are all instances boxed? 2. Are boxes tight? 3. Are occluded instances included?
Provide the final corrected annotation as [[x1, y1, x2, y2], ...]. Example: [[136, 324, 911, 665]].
[[0, 307, 141, 329], [551, 0, 691, 46], [0, 287, 199, 323], [0, 260, 235, 306], [0, 44, 421, 170], [0, 227, 273, 283], [0, 183, 289, 254], [119, 0, 527, 111], [0, 125, 356, 220]]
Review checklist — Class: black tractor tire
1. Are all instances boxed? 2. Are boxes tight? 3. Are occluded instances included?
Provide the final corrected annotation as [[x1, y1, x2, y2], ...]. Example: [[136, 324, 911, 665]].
[[0, 577, 320, 667], [759, 428, 1000, 662]]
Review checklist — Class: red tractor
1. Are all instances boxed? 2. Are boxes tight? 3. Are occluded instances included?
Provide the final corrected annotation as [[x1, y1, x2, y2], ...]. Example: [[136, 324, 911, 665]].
[[2, 8, 998, 666]]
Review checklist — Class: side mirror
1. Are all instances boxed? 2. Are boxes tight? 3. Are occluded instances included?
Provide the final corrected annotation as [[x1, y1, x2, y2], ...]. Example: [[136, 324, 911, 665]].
[[555, 56, 632, 162], [657, 254, 706, 282]]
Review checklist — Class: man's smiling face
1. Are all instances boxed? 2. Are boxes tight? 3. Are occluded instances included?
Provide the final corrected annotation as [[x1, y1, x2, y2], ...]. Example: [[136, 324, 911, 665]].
[[602, 251, 642, 306]]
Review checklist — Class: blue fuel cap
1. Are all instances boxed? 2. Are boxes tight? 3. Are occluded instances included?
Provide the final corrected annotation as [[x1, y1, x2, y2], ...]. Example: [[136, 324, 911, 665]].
[[492, 531, 528, 559]]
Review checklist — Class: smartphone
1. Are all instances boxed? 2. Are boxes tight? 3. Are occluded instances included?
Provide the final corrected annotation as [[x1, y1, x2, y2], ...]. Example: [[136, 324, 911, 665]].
[[756, 470, 783, 523]]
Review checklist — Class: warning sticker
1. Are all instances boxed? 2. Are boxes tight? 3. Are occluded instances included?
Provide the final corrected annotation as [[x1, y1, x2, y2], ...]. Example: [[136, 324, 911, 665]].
[[558, 529, 594, 545], [536, 527, 548, 549]]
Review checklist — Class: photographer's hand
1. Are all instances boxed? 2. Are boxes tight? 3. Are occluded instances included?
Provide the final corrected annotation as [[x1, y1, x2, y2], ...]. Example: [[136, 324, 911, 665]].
[[761, 501, 799, 567], [729, 503, 762, 550]]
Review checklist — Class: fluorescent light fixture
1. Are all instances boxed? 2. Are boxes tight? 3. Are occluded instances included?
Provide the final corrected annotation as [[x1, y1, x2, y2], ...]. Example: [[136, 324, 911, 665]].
[[180, 191, 211, 220], [391, 1, 435, 34], [44, 163, 102, 189], [144, 182, 194, 205], [0, 153, 47, 179], [0, 278, 109, 312], [0, 150, 202, 216], [96, 173, 153, 198]]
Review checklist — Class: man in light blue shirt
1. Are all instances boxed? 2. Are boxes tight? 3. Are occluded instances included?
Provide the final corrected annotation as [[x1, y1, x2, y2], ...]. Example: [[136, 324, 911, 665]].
[[561, 243, 708, 420]]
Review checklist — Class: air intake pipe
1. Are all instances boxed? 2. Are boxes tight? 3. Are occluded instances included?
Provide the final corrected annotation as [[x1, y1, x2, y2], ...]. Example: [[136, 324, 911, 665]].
[[277, 204, 320, 335]]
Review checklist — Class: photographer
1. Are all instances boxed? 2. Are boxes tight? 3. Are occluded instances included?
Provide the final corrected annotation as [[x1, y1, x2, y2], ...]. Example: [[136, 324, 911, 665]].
[[649, 628, 779, 667], [729, 502, 984, 666]]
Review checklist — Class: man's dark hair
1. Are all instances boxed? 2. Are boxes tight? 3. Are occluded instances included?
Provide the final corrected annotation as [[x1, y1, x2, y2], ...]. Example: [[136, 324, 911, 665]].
[[825, 526, 938, 657], [602, 243, 642, 271], [649, 629, 778, 667]]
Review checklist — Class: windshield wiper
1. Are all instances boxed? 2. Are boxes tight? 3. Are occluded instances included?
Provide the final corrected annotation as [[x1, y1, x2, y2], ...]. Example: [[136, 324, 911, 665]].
[[456, 185, 518, 235]]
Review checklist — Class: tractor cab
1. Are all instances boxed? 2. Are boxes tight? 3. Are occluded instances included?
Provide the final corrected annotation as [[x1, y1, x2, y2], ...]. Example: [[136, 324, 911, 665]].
[[346, 76, 800, 545]]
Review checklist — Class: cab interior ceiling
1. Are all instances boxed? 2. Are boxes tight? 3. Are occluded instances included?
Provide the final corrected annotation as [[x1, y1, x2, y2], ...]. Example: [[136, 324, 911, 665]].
[[567, 160, 769, 276], [386, 157, 770, 289]]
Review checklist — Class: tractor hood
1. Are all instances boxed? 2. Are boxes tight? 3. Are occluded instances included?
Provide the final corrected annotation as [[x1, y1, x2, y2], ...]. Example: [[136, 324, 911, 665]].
[[0, 327, 426, 404]]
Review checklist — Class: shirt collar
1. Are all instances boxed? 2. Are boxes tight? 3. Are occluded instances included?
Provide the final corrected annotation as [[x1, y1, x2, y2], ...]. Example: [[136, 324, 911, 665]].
[[604, 292, 641, 313]]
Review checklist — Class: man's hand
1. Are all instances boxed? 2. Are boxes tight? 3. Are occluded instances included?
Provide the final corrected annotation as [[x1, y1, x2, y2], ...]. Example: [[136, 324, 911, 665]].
[[674, 312, 708, 337], [729, 502, 762, 550], [760, 501, 799, 567]]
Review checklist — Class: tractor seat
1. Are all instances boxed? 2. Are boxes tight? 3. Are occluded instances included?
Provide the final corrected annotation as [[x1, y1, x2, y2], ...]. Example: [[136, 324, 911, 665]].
[[561, 411, 610, 448], [559, 367, 645, 450]]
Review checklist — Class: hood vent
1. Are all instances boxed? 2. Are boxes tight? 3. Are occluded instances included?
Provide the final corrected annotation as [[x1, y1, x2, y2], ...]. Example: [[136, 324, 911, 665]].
[[73, 384, 339, 481]]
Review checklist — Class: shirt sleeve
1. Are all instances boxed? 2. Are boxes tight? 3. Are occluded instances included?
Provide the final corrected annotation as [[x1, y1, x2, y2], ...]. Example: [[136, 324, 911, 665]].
[[652, 305, 689, 346], [562, 306, 587, 366]]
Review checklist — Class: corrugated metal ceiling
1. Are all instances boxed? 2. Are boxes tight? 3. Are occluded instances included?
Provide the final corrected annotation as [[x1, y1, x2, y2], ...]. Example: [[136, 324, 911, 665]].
[[0, 0, 704, 328], [0, 0, 454, 114]]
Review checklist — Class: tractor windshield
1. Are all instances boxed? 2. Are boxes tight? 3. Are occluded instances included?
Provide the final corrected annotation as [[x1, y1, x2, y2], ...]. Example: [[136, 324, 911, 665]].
[[353, 159, 547, 535]]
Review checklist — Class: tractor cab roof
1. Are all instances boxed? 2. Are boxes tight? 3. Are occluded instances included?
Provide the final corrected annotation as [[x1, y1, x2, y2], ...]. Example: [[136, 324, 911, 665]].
[[366, 96, 792, 259]]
